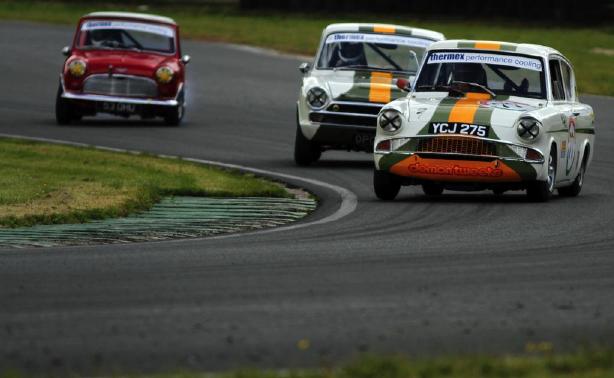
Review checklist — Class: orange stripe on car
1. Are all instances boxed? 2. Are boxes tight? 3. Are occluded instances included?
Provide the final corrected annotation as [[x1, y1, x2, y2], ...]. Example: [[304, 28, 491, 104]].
[[474, 41, 501, 50], [448, 93, 491, 123], [369, 72, 393, 103], [373, 24, 396, 34]]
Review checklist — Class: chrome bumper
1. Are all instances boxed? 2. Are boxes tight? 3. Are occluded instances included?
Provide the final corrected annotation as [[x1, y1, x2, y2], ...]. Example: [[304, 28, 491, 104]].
[[61, 92, 178, 107]]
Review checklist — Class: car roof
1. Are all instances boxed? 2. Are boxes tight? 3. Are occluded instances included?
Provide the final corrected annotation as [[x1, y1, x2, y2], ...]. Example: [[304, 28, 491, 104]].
[[323, 23, 445, 42], [428, 39, 563, 59], [84, 12, 176, 26]]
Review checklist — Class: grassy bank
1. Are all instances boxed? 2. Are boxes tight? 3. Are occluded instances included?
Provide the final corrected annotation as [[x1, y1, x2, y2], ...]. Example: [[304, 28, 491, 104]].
[[0, 138, 287, 228], [0, 1, 613, 96]]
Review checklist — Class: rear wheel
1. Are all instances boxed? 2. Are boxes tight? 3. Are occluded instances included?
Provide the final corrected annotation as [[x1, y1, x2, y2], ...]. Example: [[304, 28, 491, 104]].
[[294, 112, 321, 166], [559, 147, 589, 197], [374, 169, 401, 200], [55, 84, 75, 125], [422, 183, 444, 196], [527, 145, 557, 202]]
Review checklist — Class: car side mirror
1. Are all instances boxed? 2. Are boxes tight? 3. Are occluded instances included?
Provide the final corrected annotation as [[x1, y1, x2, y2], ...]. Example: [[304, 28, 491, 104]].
[[181, 55, 191, 64], [62, 46, 71, 56], [396, 78, 412, 92], [299, 62, 310, 74]]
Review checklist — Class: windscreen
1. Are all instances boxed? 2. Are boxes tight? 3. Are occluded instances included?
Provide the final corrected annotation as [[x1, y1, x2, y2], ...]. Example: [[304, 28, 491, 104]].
[[317, 33, 434, 73], [77, 20, 176, 54], [415, 50, 546, 99]]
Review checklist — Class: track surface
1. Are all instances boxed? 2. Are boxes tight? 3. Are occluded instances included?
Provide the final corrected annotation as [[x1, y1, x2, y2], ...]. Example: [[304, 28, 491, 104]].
[[1, 22, 613, 374]]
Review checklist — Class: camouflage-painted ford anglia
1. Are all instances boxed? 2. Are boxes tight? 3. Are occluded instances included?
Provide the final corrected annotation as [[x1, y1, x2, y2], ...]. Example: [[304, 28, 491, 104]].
[[373, 40, 595, 202], [295, 23, 444, 165]]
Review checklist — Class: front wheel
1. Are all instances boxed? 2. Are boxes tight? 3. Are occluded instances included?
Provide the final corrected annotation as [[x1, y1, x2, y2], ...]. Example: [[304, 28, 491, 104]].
[[527, 145, 557, 202], [373, 169, 401, 200], [55, 84, 74, 125], [164, 90, 185, 126], [294, 122, 321, 166]]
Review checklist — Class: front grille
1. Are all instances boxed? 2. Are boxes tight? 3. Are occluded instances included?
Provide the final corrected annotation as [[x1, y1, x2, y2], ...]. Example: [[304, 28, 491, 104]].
[[83, 75, 158, 98], [327, 103, 381, 115], [309, 102, 382, 128], [416, 136, 497, 157], [309, 112, 376, 127]]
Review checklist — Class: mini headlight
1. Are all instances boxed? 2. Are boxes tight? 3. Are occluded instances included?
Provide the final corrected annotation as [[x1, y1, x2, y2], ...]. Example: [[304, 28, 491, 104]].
[[378, 109, 403, 133], [67, 59, 86, 77], [155, 66, 174, 84], [306, 87, 328, 109], [516, 117, 542, 141]]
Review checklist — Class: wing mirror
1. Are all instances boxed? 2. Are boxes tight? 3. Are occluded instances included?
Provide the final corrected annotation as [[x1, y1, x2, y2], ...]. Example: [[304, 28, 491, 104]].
[[299, 62, 311, 74], [181, 55, 191, 64], [62, 46, 71, 56], [396, 76, 416, 92]]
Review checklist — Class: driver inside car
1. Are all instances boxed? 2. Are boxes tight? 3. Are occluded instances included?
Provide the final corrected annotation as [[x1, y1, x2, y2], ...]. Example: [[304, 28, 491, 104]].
[[332, 42, 367, 68]]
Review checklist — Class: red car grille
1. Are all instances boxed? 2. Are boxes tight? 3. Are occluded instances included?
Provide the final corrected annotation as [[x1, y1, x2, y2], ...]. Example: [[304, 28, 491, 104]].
[[416, 136, 497, 157], [83, 75, 158, 98]]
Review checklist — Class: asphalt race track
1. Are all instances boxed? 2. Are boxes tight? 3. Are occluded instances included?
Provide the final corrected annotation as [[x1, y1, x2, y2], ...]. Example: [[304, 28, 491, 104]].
[[1, 22, 613, 374]]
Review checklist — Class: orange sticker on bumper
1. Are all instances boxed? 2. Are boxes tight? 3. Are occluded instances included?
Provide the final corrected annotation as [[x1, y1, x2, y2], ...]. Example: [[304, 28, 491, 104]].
[[390, 155, 522, 183]]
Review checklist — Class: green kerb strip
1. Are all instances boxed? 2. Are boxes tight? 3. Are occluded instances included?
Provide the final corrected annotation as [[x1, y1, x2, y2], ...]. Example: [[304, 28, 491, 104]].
[[0, 196, 317, 248]]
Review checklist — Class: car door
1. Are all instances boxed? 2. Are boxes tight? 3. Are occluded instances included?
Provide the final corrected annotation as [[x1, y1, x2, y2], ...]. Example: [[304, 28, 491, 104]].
[[548, 57, 575, 182]]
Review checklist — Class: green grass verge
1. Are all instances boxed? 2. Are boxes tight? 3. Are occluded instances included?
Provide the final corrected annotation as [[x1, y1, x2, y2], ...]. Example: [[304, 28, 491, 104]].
[[0, 138, 288, 228], [3, 349, 614, 378], [0, 1, 613, 96]]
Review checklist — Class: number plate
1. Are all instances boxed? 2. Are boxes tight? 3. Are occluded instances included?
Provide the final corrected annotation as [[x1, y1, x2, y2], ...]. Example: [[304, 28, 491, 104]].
[[99, 102, 137, 114], [429, 122, 489, 137]]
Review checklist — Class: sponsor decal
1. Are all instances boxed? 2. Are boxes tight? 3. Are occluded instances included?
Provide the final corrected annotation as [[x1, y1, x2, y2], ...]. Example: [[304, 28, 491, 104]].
[[82, 21, 175, 37], [427, 52, 543, 72], [369, 72, 393, 103], [408, 162, 504, 178], [561, 140, 567, 159], [479, 100, 536, 112], [429, 122, 489, 137], [565, 116, 577, 176], [326, 33, 433, 48]]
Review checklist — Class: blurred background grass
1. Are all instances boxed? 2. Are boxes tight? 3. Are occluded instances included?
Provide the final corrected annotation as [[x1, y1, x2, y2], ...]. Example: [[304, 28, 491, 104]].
[[0, 1, 612, 96]]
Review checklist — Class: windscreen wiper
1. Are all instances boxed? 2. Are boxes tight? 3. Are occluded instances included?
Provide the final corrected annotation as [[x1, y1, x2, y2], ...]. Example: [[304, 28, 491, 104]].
[[451, 81, 496, 97], [416, 84, 465, 97]]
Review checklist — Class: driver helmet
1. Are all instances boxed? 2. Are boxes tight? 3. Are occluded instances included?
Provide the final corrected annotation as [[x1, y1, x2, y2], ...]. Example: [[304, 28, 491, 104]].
[[338, 42, 365, 66]]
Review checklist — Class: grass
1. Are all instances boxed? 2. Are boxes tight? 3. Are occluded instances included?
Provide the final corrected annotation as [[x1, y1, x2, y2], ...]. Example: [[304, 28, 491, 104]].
[[3, 349, 614, 378], [0, 138, 288, 228], [0, 1, 613, 96]]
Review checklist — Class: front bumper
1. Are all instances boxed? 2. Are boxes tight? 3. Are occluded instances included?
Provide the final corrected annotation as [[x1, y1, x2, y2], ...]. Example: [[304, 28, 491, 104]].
[[61, 92, 179, 107], [375, 135, 544, 183]]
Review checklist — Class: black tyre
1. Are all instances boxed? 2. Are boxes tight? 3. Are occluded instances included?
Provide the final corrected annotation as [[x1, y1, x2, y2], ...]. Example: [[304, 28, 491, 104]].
[[559, 147, 589, 197], [55, 84, 74, 125], [422, 183, 444, 196], [527, 145, 557, 202], [164, 92, 185, 126], [374, 169, 401, 200], [294, 114, 321, 166]]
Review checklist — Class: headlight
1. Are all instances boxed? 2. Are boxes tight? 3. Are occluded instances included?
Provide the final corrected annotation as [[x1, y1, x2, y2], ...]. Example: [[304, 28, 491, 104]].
[[155, 66, 174, 84], [306, 87, 328, 109], [378, 109, 403, 133], [67, 59, 86, 77], [516, 117, 542, 141]]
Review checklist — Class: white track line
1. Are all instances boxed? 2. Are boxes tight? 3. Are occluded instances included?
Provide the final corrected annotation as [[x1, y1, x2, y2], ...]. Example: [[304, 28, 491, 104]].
[[0, 133, 358, 241]]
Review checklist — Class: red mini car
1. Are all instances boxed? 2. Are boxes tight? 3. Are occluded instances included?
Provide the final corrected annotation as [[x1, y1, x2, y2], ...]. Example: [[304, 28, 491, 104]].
[[56, 12, 190, 126]]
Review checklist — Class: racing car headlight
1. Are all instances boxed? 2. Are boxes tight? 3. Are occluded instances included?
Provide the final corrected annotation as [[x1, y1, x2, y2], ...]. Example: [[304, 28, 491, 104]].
[[516, 117, 542, 142], [67, 59, 87, 77], [155, 66, 174, 84], [378, 109, 403, 133], [306, 87, 328, 109]]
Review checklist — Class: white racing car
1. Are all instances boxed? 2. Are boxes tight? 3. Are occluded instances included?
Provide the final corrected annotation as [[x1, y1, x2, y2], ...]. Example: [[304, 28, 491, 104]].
[[373, 40, 595, 201], [295, 23, 444, 165]]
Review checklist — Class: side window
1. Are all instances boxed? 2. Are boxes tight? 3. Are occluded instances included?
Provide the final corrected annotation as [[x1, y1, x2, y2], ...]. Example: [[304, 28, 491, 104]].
[[549, 59, 565, 101], [560, 61, 575, 102]]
